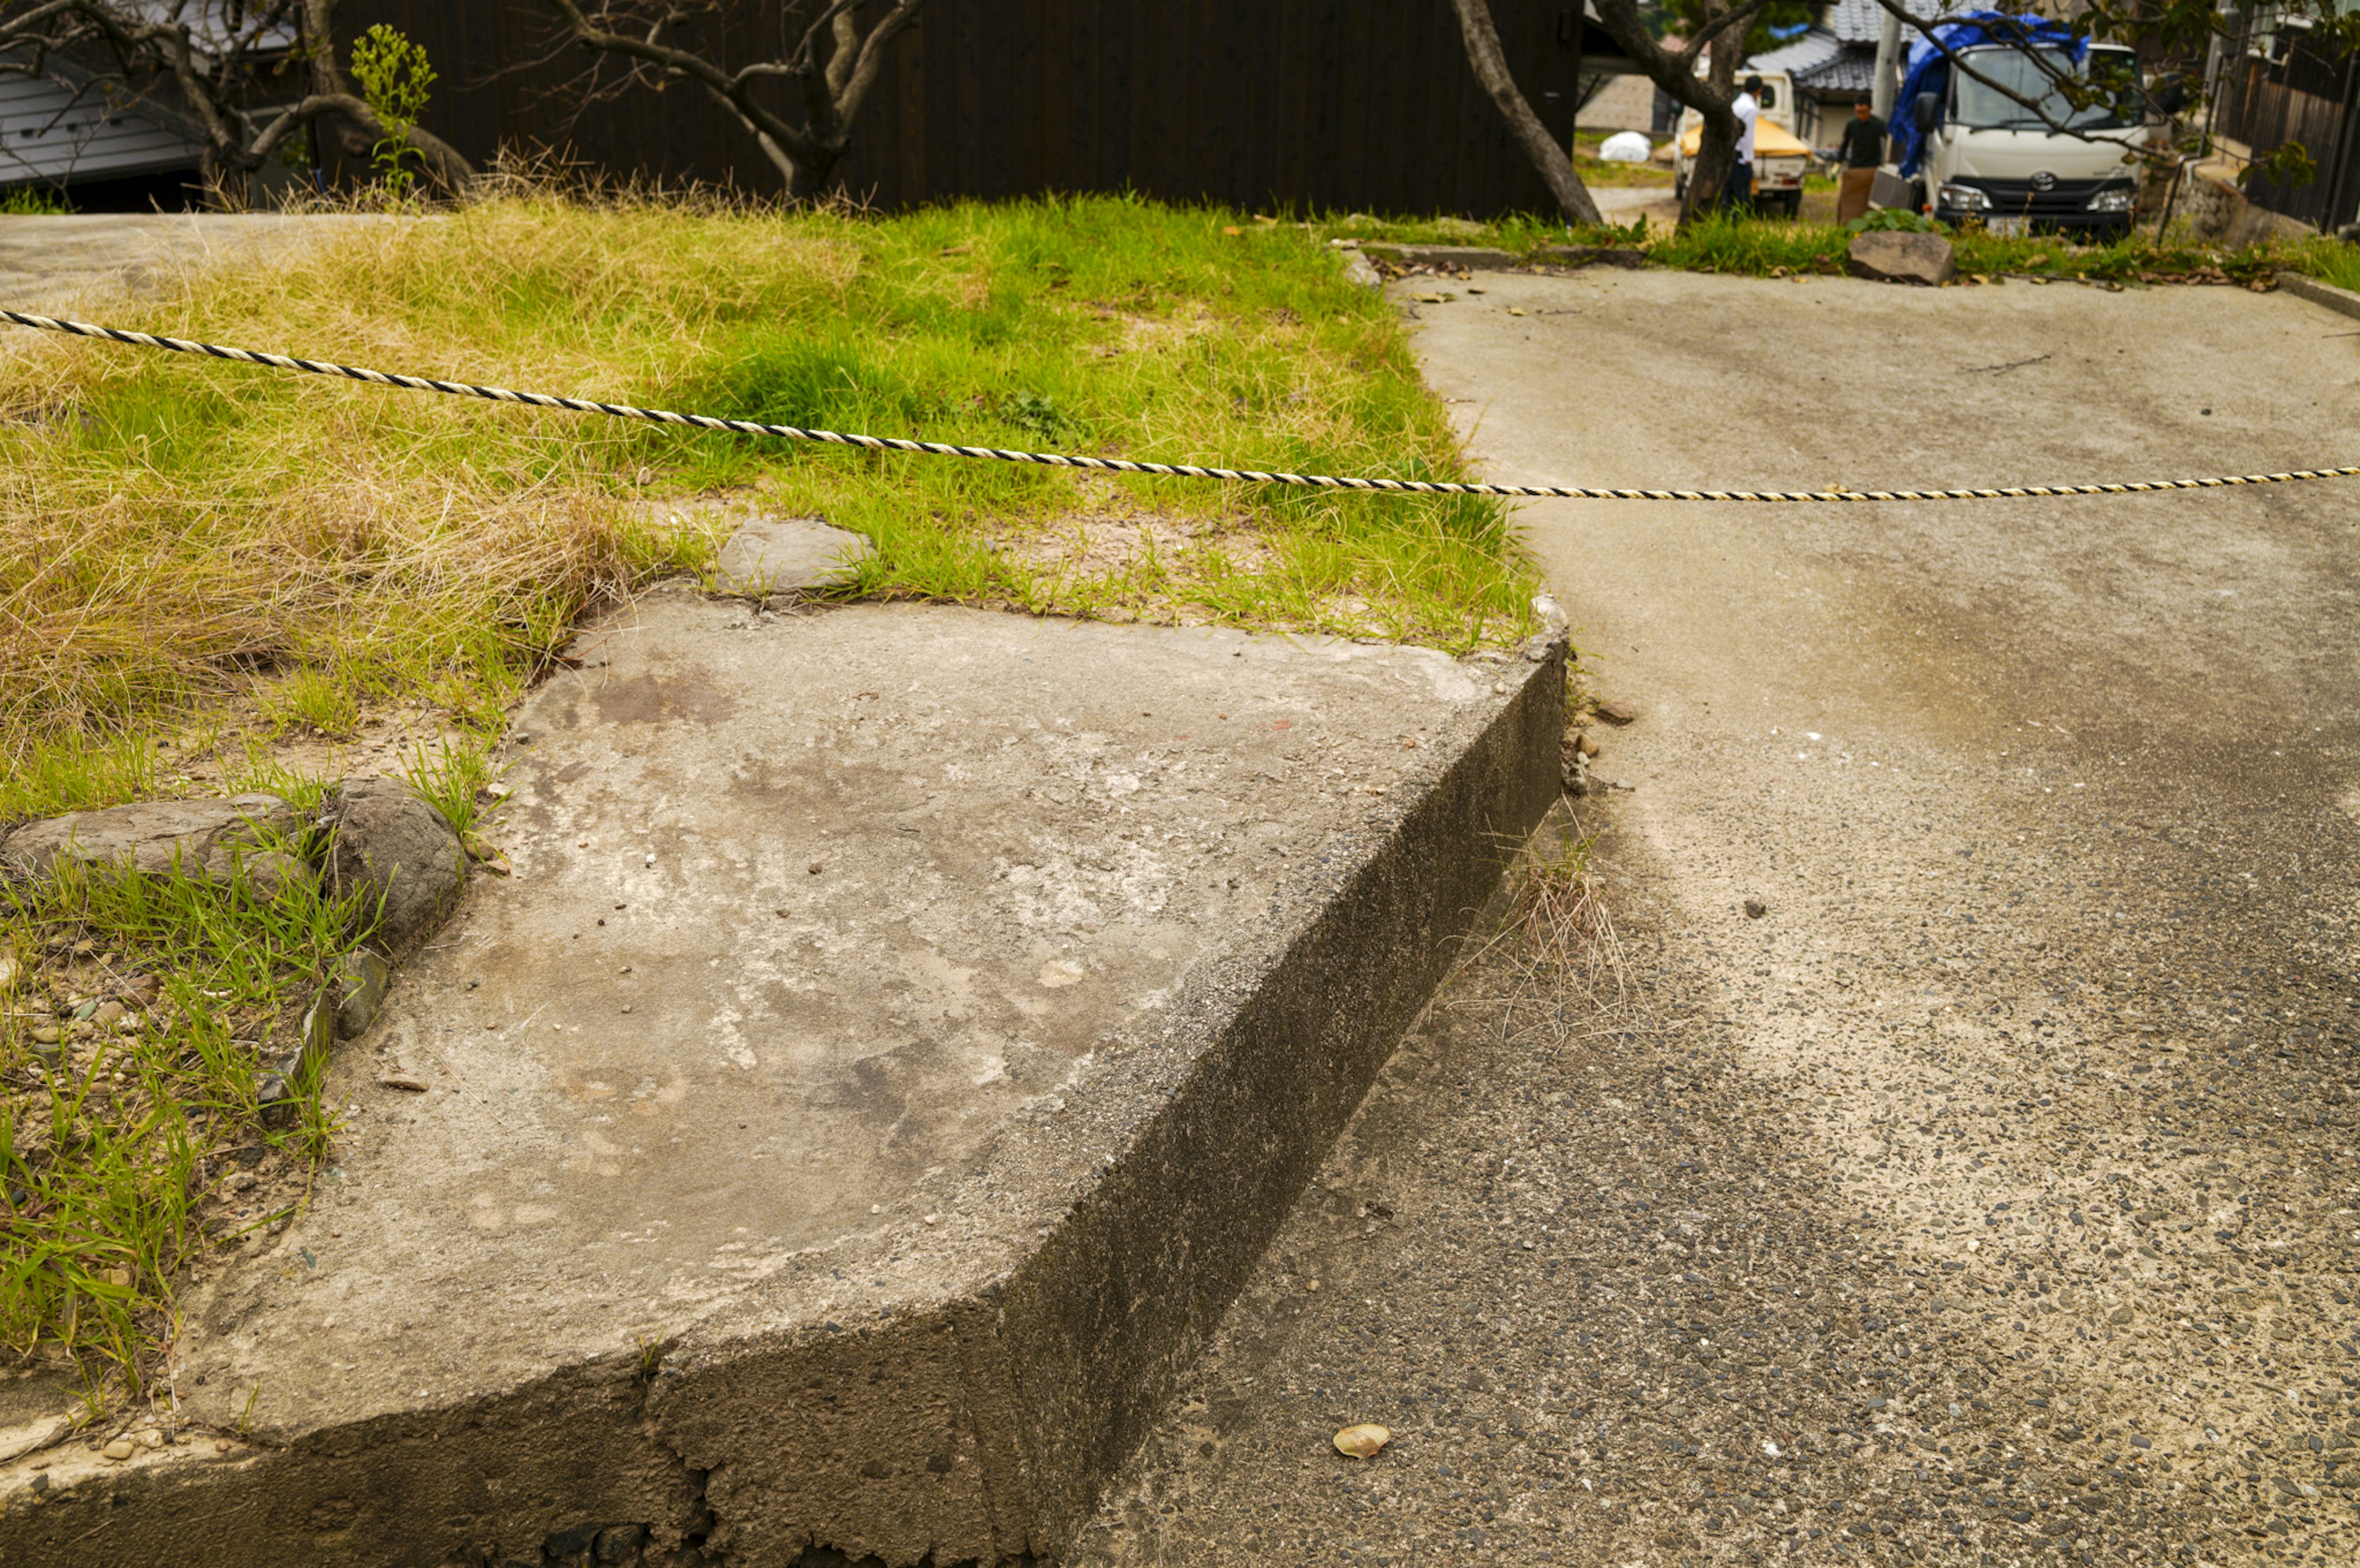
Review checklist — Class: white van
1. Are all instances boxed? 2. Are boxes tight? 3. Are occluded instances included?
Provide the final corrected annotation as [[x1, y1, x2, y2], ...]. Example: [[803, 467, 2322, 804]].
[[1672, 70, 1808, 216], [1900, 43, 2144, 238]]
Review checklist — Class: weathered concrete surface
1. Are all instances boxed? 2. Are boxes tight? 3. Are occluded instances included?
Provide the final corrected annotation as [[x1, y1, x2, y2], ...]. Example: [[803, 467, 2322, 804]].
[[0, 595, 1562, 1566], [1076, 269, 2360, 1564], [0, 213, 393, 307]]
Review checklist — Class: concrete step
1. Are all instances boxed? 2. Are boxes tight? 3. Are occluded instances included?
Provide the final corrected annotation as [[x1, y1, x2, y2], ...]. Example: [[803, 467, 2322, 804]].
[[1, 594, 1562, 1567]]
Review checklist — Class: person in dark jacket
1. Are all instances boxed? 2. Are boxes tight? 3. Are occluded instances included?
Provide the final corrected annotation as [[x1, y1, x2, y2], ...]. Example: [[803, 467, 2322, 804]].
[[1833, 100, 1888, 224]]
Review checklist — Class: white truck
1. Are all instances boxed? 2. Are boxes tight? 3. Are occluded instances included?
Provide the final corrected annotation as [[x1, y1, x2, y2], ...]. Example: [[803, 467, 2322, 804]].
[[1897, 41, 2144, 240], [1672, 69, 1809, 217]]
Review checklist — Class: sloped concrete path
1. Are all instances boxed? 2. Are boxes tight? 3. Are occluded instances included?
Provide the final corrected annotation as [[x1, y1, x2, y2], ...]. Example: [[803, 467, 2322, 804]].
[[0, 594, 1561, 1566], [0, 213, 391, 308], [1082, 272, 2360, 1564]]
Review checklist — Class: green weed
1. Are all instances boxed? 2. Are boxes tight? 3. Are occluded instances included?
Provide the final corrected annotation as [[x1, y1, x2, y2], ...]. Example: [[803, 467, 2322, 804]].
[[397, 731, 498, 841], [0, 850, 369, 1394], [222, 738, 338, 810], [0, 187, 71, 216]]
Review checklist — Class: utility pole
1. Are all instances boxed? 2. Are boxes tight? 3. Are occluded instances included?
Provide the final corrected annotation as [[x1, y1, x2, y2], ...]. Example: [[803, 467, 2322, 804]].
[[1872, 6, 1902, 120]]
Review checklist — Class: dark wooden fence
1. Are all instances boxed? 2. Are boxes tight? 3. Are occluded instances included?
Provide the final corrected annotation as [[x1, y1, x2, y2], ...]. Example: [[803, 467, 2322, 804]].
[[334, 1, 1607, 216], [2212, 27, 2360, 232]]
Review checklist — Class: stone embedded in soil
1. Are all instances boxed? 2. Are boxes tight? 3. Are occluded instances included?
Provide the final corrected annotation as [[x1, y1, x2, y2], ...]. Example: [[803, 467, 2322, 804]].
[[334, 949, 390, 1039], [1846, 230, 1957, 287], [322, 776, 466, 949], [0, 792, 307, 896], [712, 517, 874, 600]]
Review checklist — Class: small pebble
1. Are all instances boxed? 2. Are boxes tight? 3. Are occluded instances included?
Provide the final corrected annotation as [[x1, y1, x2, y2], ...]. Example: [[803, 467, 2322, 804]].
[[101, 1438, 134, 1461]]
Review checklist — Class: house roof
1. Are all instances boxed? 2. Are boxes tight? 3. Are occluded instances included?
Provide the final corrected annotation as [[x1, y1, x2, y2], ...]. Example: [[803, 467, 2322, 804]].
[[1793, 52, 1882, 93], [0, 73, 203, 188], [1823, 0, 1887, 46], [1749, 28, 1844, 77], [1820, 0, 1947, 46]]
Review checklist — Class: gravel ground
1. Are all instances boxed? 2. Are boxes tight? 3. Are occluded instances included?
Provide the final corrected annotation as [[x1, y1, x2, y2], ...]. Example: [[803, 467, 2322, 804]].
[[1072, 269, 2360, 1567]]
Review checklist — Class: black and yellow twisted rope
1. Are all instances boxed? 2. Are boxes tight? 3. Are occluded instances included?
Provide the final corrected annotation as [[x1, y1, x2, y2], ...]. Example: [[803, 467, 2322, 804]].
[[7, 307, 2354, 503]]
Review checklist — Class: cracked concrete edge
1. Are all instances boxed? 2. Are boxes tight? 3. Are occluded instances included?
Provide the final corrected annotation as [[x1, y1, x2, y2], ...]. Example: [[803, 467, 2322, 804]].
[[995, 635, 1568, 1554], [2276, 269, 2360, 323], [0, 634, 1567, 1568]]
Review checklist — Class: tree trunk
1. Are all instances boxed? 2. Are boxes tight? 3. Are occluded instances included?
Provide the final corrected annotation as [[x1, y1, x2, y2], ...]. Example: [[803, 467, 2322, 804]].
[[1447, 0, 1604, 228], [1586, 0, 1763, 230], [786, 144, 846, 202], [1685, 33, 1742, 222]]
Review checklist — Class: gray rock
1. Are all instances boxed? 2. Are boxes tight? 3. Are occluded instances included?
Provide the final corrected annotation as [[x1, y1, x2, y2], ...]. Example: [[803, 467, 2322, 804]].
[[1847, 230, 1956, 287], [323, 777, 466, 949], [335, 949, 391, 1040], [1340, 249, 1382, 289], [0, 793, 309, 897], [713, 517, 873, 600]]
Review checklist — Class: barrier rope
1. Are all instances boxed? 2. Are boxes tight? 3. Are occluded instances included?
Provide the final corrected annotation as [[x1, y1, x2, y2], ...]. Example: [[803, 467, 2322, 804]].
[[8, 306, 2357, 504]]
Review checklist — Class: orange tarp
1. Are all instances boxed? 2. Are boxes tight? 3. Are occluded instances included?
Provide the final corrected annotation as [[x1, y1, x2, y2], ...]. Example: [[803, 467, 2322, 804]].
[[1679, 117, 1812, 160]]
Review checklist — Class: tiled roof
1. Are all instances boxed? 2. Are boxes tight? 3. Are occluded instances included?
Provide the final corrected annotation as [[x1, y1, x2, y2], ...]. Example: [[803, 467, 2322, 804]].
[[0, 74, 202, 187], [1794, 52, 1882, 93], [1749, 28, 1844, 76], [1821, 0, 1945, 46]]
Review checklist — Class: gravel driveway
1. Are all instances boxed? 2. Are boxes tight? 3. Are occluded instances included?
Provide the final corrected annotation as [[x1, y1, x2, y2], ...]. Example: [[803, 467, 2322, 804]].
[[1077, 269, 2360, 1566]]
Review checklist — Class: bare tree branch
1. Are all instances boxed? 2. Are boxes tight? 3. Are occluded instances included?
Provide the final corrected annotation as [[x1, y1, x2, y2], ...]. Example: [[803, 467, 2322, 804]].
[[0, 0, 475, 206], [1589, 0, 1769, 221], [537, 0, 924, 202], [1446, 0, 1603, 227]]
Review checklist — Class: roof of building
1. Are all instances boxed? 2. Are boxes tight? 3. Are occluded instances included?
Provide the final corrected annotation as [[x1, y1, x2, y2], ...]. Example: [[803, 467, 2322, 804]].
[[1793, 52, 1882, 93], [0, 74, 203, 189], [1820, 0, 1948, 45], [1749, 28, 1844, 77]]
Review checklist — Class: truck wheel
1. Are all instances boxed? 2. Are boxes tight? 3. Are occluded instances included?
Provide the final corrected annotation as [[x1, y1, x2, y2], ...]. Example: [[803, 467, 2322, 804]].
[[1778, 192, 1802, 219]]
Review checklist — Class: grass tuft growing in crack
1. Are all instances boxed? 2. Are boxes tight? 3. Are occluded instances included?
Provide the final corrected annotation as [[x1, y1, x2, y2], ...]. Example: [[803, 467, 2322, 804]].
[[1458, 810, 1627, 1016], [0, 852, 369, 1398]]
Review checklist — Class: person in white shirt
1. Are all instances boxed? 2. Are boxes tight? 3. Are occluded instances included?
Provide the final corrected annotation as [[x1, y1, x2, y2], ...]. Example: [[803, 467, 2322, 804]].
[[1727, 74, 1762, 213]]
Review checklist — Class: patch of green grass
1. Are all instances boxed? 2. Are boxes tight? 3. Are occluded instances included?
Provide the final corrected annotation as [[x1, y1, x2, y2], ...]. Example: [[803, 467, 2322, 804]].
[[0, 852, 369, 1395], [2278, 234, 2360, 292], [1629, 210, 2343, 288], [1646, 212, 1850, 273], [399, 731, 499, 841], [0, 192, 1536, 833], [0, 186, 71, 216], [221, 738, 338, 810]]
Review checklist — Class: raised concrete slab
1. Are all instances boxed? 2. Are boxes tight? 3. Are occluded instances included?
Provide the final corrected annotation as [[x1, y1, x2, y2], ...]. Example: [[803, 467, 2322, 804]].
[[0, 595, 1561, 1567]]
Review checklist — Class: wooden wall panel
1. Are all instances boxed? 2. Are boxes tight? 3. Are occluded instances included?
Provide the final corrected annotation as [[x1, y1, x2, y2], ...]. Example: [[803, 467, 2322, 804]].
[[340, 0, 1570, 216]]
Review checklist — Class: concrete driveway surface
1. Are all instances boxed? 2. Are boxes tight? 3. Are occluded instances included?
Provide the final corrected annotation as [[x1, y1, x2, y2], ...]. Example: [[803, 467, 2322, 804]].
[[0, 213, 391, 309], [1079, 271, 2359, 1564]]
